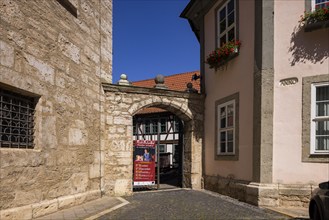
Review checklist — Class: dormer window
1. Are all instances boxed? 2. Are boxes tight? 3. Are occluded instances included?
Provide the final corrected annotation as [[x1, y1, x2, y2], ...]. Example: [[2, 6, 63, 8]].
[[217, 0, 236, 47]]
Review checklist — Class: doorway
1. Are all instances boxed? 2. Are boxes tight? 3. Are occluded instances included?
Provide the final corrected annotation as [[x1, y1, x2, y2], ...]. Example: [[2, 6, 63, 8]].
[[133, 107, 184, 190]]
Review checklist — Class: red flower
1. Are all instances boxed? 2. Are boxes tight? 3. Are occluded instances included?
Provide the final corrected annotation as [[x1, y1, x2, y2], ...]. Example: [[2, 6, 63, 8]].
[[206, 40, 241, 70]]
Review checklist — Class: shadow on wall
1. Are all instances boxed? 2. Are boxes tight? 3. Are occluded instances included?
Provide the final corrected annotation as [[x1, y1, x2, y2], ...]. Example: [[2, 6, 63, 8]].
[[289, 24, 329, 66]]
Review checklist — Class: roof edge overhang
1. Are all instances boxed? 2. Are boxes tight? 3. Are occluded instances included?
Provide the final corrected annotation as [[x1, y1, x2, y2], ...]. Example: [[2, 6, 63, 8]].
[[180, 0, 218, 41]]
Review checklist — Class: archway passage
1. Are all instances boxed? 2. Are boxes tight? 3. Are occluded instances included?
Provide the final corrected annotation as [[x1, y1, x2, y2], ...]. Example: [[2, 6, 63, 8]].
[[102, 83, 204, 196], [133, 107, 184, 190]]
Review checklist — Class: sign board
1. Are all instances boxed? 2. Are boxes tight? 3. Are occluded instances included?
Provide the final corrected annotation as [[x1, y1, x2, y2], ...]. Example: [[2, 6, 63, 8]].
[[133, 140, 156, 186]]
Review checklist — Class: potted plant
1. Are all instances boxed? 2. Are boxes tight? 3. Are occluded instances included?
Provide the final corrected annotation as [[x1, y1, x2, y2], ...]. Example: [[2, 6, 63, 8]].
[[300, 7, 329, 32], [205, 40, 241, 71]]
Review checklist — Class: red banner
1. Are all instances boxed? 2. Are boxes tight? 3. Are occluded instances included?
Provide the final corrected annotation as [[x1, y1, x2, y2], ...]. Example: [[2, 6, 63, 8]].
[[133, 140, 156, 186]]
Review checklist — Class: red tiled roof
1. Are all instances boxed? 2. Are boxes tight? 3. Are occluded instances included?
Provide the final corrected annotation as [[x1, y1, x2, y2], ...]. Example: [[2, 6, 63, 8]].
[[132, 71, 200, 92], [132, 71, 200, 115]]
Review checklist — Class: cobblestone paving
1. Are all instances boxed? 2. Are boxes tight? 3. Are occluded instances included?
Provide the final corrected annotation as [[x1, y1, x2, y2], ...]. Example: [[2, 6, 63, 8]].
[[98, 189, 292, 220]]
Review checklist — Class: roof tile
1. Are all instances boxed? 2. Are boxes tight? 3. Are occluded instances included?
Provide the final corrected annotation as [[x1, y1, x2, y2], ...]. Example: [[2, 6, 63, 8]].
[[132, 71, 200, 92]]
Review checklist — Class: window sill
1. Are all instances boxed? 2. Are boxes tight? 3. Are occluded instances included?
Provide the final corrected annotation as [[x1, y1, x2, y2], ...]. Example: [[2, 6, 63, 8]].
[[311, 152, 329, 155], [304, 20, 329, 32], [302, 153, 329, 163], [215, 153, 238, 161]]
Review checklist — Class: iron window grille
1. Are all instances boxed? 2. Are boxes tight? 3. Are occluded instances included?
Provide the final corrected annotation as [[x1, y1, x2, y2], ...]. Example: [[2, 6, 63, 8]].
[[0, 88, 36, 149]]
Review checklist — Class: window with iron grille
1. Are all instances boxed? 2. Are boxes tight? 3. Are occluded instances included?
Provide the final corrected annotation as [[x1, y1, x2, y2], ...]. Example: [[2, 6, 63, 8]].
[[0, 88, 37, 149]]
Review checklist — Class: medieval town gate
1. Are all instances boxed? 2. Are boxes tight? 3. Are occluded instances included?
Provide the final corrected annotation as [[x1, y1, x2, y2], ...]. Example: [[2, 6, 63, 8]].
[[102, 82, 204, 196]]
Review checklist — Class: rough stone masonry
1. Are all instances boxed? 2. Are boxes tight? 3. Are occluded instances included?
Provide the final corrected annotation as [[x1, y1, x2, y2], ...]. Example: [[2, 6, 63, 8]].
[[0, 1, 205, 219], [0, 0, 113, 219]]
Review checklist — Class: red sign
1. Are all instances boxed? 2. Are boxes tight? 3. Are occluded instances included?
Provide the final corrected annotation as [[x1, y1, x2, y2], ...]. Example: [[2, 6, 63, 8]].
[[133, 140, 156, 186]]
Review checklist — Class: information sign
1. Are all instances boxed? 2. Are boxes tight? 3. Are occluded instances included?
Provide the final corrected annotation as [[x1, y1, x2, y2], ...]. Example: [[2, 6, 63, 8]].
[[133, 140, 156, 186]]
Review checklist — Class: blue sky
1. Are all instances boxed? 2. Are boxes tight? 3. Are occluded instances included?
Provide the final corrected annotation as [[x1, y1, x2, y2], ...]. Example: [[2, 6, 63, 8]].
[[112, 0, 199, 83]]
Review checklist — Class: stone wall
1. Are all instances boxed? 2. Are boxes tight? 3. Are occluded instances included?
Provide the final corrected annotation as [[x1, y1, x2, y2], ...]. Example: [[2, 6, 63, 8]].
[[102, 84, 204, 196], [0, 1, 205, 218], [0, 0, 112, 218], [204, 175, 316, 208]]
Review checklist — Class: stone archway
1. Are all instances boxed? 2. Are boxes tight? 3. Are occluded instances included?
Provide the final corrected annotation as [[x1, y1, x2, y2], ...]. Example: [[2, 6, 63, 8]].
[[101, 83, 204, 196]]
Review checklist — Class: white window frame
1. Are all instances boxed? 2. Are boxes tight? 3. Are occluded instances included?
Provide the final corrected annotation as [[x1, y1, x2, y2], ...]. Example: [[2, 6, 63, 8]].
[[312, 0, 329, 10], [217, 99, 235, 155], [310, 82, 329, 154], [217, 0, 236, 47]]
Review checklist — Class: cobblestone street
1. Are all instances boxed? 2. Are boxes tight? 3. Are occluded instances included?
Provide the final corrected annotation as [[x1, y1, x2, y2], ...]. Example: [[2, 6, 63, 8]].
[[97, 189, 293, 220]]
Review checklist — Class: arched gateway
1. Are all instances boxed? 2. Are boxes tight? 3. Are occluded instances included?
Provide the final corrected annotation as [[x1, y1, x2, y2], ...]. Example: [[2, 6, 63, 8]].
[[102, 83, 204, 195]]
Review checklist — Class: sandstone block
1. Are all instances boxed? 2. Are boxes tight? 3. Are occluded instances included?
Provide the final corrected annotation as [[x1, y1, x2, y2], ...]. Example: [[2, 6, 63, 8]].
[[0, 40, 15, 68], [117, 126, 126, 134], [0, 205, 32, 220], [69, 128, 87, 145], [84, 46, 100, 64], [58, 34, 80, 64], [114, 179, 132, 196], [258, 197, 279, 207], [84, 190, 101, 202], [42, 116, 57, 149], [32, 200, 58, 218], [113, 116, 131, 125], [24, 53, 54, 84], [279, 185, 312, 196], [58, 195, 76, 210], [89, 164, 101, 179]]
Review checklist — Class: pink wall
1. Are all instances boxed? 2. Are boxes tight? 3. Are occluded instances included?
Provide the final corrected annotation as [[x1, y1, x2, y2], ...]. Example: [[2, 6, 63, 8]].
[[203, 0, 255, 181], [273, 0, 329, 184]]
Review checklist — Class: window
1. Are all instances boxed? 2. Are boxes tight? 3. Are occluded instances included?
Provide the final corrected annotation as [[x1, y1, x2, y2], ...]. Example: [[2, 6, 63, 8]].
[[144, 120, 150, 134], [159, 144, 166, 153], [311, 82, 329, 154], [217, 0, 236, 46], [174, 119, 180, 132], [302, 75, 328, 162], [217, 100, 235, 155], [312, 0, 329, 10], [160, 118, 167, 133], [215, 93, 239, 160], [151, 120, 158, 134], [0, 88, 37, 149]]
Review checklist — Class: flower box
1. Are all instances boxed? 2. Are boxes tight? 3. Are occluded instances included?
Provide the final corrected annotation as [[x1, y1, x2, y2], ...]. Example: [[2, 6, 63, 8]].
[[300, 7, 329, 32], [206, 40, 241, 71], [304, 20, 329, 32]]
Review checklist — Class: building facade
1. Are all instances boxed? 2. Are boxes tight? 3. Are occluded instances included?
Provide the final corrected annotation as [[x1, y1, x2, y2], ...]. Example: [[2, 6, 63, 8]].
[[181, 0, 329, 207], [0, 0, 112, 218]]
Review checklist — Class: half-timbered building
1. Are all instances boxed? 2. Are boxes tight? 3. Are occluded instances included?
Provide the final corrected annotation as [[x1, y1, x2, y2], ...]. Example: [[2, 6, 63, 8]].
[[132, 71, 200, 172]]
